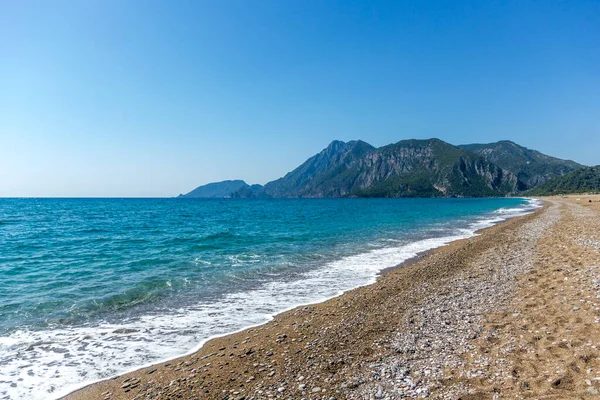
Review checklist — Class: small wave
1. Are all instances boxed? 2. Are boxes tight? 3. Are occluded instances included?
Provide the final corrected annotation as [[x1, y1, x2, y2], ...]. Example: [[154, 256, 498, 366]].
[[227, 254, 262, 266], [79, 228, 109, 234], [0, 199, 536, 400], [0, 225, 484, 400], [469, 198, 541, 231]]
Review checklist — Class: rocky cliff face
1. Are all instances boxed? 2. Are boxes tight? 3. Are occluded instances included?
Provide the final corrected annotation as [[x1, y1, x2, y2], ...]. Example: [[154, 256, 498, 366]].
[[458, 141, 582, 190], [259, 139, 519, 198], [181, 138, 581, 199], [261, 140, 375, 197], [526, 165, 600, 195]]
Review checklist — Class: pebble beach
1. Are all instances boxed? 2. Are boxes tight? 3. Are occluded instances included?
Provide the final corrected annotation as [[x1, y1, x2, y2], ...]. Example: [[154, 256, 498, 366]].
[[64, 196, 600, 400]]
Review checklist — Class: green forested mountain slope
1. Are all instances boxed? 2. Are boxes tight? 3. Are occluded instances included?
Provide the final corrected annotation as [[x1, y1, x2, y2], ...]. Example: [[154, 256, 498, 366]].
[[526, 166, 600, 195], [458, 141, 582, 190], [260, 139, 518, 198], [180, 139, 584, 199]]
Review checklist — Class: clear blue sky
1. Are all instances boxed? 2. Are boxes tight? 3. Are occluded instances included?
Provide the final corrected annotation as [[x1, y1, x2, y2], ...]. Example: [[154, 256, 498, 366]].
[[1, 0, 599, 197]]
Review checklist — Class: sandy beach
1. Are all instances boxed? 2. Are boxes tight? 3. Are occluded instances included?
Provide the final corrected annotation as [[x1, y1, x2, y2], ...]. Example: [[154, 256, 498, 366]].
[[64, 195, 600, 400]]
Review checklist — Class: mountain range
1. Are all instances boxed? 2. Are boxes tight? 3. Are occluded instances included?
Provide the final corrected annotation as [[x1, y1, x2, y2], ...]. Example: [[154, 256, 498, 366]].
[[525, 166, 600, 196], [178, 138, 584, 198], [457, 141, 582, 190]]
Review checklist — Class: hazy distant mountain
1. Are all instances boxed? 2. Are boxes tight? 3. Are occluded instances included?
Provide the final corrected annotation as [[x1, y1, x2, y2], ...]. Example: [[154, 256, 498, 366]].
[[179, 180, 260, 198], [230, 184, 263, 198], [257, 138, 519, 198], [525, 166, 600, 195], [458, 140, 582, 190]]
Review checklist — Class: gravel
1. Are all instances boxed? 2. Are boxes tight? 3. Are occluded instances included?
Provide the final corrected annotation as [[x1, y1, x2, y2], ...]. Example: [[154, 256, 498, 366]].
[[350, 202, 559, 399]]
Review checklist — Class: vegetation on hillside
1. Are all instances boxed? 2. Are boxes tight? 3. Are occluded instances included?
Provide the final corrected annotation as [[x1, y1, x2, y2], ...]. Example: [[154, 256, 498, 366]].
[[526, 166, 600, 195], [458, 141, 582, 190], [179, 139, 585, 199], [261, 138, 519, 198]]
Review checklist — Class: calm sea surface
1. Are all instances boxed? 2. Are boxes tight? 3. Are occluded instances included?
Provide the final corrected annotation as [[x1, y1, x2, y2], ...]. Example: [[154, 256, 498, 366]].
[[0, 197, 539, 399]]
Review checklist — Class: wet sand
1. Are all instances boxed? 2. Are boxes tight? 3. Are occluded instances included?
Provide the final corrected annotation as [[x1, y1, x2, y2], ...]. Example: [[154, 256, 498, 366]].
[[64, 196, 600, 399]]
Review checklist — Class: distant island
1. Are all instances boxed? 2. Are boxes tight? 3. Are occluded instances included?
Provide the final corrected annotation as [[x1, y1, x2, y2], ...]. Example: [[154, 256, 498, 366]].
[[179, 138, 585, 199], [176, 180, 262, 199]]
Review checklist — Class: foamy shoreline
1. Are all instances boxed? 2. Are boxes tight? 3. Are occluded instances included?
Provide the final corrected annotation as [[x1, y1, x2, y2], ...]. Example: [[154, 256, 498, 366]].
[[59, 198, 543, 400], [0, 199, 539, 400]]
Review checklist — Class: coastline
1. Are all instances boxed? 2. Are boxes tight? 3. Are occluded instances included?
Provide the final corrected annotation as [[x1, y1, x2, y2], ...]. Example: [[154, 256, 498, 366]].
[[62, 199, 548, 400]]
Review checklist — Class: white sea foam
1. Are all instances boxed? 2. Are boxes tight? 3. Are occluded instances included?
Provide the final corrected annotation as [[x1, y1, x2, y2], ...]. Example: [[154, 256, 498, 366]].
[[463, 198, 540, 232], [0, 199, 541, 400]]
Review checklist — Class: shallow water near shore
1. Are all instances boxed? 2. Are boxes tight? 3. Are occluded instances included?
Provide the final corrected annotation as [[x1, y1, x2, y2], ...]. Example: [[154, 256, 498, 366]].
[[0, 197, 540, 399]]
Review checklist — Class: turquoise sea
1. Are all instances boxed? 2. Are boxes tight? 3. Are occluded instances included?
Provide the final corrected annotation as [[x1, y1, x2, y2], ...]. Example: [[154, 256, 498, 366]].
[[0, 197, 540, 399]]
